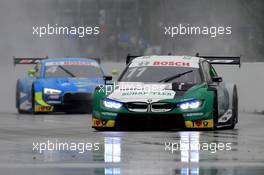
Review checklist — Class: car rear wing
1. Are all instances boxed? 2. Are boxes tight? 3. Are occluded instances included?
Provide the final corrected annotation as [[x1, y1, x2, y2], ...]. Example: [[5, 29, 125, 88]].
[[13, 57, 48, 66], [195, 53, 241, 67]]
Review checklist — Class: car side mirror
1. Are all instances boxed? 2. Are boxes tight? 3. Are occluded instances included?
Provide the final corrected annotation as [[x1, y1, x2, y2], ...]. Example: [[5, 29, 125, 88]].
[[212, 77, 222, 82], [103, 75, 112, 84], [28, 69, 36, 77], [111, 68, 119, 76], [171, 82, 194, 91], [104, 76, 112, 81]]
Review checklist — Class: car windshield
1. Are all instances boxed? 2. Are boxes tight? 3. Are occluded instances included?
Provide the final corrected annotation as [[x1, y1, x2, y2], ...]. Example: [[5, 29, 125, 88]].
[[45, 62, 103, 78], [119, 66, 201, 84]]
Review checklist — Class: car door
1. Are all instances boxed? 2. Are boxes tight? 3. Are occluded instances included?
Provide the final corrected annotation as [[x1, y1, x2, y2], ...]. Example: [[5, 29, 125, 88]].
[[202, 61, 229, 117]]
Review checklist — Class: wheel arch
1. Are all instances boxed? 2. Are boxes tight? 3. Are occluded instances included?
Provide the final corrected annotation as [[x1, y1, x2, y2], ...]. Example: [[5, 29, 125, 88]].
[[16, 78, 34, 112]]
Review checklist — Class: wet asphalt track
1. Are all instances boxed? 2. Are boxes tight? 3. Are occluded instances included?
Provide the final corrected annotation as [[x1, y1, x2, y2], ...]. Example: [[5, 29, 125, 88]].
[[0, 111, 263, 175], [0, 63, 264, 175]]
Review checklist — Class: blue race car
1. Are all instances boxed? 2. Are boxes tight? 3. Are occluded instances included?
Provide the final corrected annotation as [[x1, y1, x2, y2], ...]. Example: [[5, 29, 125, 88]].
[[14, 57, 107, 114]]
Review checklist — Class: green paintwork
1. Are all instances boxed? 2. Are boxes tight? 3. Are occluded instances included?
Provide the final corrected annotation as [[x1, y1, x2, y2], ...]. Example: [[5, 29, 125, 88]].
[[92, 82, 216, 122]]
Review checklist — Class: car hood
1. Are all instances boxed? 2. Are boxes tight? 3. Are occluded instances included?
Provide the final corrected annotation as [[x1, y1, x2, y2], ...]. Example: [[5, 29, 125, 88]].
[[107, 82, 177, 103], [40, 77, 104, 93]]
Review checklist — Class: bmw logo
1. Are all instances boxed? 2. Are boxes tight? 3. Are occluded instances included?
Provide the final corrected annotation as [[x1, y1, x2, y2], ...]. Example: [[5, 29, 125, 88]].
[[147, 99, 152, 103]]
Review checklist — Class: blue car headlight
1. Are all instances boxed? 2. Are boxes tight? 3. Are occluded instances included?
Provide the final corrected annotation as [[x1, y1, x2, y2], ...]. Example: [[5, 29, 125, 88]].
[[102, 98, 123, 109], [178, 100, 203, 110]]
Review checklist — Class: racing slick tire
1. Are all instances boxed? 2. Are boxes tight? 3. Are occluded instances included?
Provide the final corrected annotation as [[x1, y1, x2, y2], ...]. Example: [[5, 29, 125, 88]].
[[31, 84, 36, 114], [225, 85, 238, 129], [16, 81, 24, 114]]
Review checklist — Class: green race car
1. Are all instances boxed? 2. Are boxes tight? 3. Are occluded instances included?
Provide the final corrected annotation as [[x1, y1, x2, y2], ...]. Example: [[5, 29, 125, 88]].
[[92, 54, 240, 130]]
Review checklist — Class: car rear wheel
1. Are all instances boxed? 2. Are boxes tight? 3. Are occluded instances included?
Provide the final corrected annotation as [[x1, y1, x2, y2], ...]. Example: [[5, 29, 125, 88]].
[[31, 85, 36, 114], [16, 81, 24, 113]]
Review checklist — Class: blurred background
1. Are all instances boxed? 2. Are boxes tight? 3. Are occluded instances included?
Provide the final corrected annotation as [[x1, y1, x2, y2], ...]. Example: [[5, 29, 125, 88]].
[[0, 0, 263, 113], [0, 0, 263, 61]]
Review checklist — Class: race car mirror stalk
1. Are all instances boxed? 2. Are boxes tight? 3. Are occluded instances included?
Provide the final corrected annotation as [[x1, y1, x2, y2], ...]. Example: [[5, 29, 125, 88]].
[[171, 82, 194, 91], [103, 75, 112, 84]]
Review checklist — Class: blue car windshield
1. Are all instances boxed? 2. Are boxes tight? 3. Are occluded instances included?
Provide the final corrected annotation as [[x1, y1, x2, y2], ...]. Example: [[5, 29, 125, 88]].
[[45, 62, 102, 78]]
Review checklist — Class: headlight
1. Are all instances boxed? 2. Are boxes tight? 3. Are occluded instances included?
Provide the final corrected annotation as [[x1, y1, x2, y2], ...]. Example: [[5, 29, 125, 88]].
[[179, 100, 202, 110], [44, 88, 62, 95], [102, 98, 123, 109]]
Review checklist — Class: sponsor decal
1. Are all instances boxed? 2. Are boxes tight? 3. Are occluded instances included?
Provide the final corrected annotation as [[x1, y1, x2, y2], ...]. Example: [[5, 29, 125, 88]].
[[61, 82, 96, 88], [185, 119, 213, 128], [47, 95, 60, 100], [130, 59, 199, 68], [183, 112, 204, 117], [61, 82, 71, 86], [218, 109, 232, 123], [106, 83, 176, 101], [75, 82, 97, 88], [121, 91, 174, 96], [35, 105, 54, 112], [153, 61, 191, 67], [92, 118, 115, 127], [19, 59, 38, 64], [101, 112, 117, 116], [45, 61, 98, 66]]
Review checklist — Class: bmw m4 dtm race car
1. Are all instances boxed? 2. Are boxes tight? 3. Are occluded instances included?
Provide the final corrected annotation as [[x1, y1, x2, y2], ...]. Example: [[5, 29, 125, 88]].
[[15, 57, 106, 114], [92, 54, 240, 130]]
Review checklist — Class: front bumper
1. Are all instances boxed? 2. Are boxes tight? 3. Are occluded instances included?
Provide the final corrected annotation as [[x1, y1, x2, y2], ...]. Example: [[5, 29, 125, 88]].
[[92, 111, 214, 129], [34, 92, 92, 113]]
